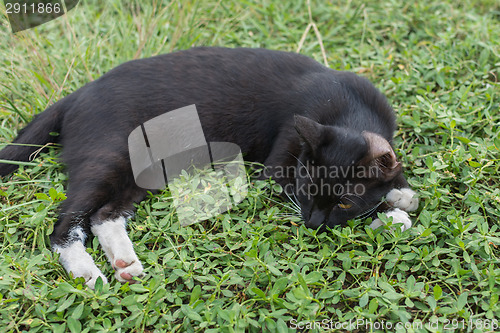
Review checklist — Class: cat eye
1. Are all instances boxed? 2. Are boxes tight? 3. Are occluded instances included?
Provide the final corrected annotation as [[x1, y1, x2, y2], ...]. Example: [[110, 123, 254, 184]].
[[338, 203, 352, 209]]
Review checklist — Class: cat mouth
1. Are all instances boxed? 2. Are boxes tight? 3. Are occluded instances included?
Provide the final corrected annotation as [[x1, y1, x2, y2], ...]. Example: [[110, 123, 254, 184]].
[[302, 200, 385, 229]]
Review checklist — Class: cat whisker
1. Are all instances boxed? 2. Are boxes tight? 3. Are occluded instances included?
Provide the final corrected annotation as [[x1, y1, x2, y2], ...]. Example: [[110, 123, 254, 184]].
[[292, 192, 302, 212], [288, 152, 313, 183], [284, 191, 301, 212], [266, 196, 301, 214], [341, 193, 369, 207], [355, 201, 384, 219], [275, 213, 300, 218], [340, 195, 359, 208]]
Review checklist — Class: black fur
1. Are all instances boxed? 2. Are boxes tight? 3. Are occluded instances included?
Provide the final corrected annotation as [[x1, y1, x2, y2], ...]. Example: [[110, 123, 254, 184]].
[[0, 47, 409, 246]]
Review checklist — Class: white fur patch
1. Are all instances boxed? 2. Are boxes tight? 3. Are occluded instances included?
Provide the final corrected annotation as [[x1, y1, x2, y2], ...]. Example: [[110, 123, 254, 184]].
[[53, 238, 108, 289], [68, 226, 86, 243], [90, 217, 144, 283], [370, 208, 412, 232], [386, 188, 418, 212]]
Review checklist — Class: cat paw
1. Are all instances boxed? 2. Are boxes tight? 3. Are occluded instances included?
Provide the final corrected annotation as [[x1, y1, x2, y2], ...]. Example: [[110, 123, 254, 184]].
[[54, 241, 108, 289], [91, 217, 144, 284], [83, 268, 109, 289], [370, 208, 412, 232], [113, 258, 144, 283], [386, 188, 418, 212]]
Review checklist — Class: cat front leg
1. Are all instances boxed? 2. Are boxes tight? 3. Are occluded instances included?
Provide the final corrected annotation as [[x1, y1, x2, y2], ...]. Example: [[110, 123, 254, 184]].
[[386, 188, 418, 212], [370, 174, 418, 231], [369, 208, 413, 231], [386, 173, 418, 212], [90, 216, 144, 284]]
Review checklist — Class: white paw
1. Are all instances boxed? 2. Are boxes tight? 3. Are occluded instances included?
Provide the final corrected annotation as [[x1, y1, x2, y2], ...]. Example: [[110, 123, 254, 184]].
[[386, 188, 418, 212], [84, 267, 108, 289], [113, 259, 144, 283], [370, 208, 412, 232], [54, 241, 108, 289], [91, 216, 144, 284]]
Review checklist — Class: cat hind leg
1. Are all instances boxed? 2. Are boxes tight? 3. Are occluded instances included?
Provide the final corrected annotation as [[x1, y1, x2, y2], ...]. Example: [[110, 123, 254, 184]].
[[51, 162, 147, 288], [52, 226, 108, 289], [90, 214, 144, 284], [51, 203, 108, 289]]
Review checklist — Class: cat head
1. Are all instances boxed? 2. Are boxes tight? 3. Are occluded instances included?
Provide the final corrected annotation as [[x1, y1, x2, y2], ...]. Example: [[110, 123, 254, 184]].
[[292, 115, 402, 229]]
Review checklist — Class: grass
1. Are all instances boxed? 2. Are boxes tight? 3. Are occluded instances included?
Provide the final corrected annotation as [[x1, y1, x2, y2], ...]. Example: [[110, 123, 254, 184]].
[[0, 0, 499, 332]]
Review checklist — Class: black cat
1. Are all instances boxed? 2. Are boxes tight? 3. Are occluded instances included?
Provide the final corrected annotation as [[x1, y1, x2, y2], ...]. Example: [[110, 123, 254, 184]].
[[0, 47, 418, 288]]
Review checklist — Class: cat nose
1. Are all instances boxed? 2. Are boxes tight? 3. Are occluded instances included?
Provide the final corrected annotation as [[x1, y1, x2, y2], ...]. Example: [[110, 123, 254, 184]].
[[305, 209, 326, 229]]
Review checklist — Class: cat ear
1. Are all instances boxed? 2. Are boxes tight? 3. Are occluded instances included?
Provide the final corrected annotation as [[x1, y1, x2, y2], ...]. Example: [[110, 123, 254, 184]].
[[360, 131, 401, 180], [294, 115, 323, 150]]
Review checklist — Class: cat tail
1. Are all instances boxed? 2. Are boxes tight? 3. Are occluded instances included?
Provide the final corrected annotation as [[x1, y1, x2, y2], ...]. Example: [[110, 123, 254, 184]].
[[0, 96, 71, 176]]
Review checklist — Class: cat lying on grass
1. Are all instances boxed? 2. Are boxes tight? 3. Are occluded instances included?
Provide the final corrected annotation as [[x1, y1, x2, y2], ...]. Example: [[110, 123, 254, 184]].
[[0, 47, 417, 288]]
